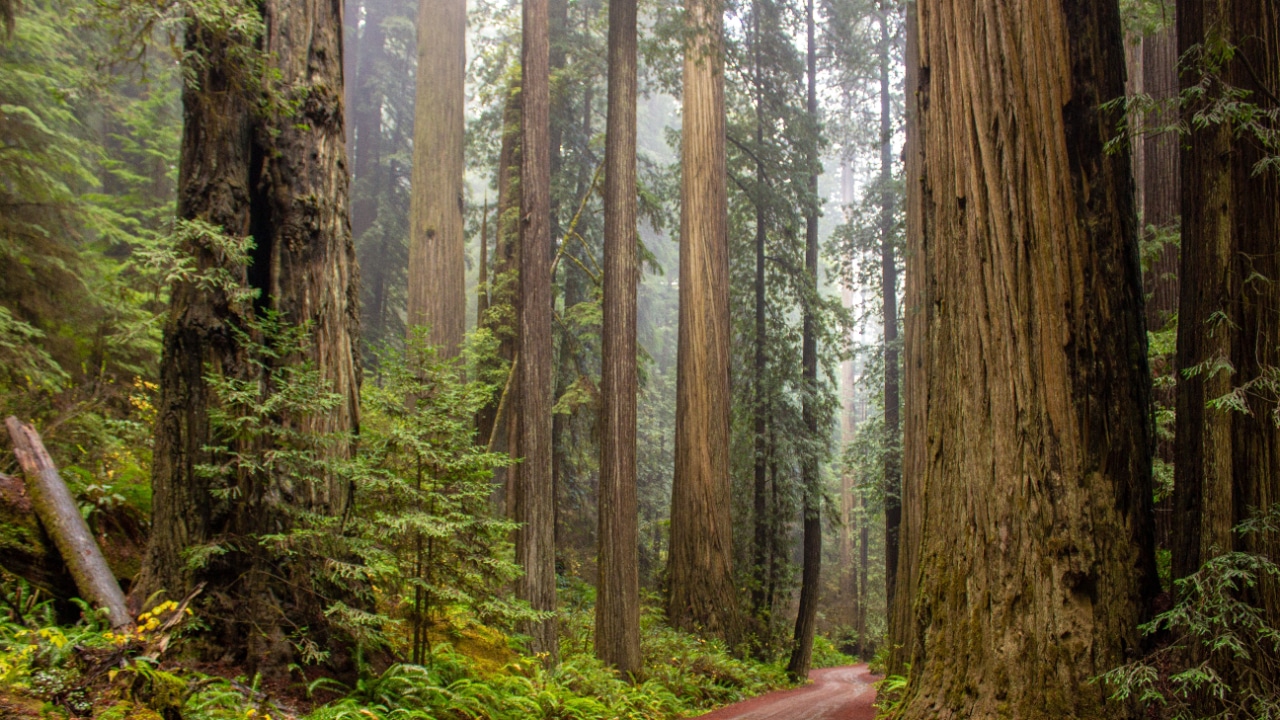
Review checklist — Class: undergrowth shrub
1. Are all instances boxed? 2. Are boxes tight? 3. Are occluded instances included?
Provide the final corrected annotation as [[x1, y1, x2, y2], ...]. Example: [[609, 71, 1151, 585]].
[[1099, 505, 1280, 720], [809, 635, 857, 669], [1, 572, 790, 720]]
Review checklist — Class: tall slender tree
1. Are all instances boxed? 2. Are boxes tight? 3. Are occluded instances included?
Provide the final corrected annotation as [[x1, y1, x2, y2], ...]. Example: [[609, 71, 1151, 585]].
[[786, 0, 821, 681], [877, 0, 901, 614], [517, 0, 559, 664], [595, 0, 641, 674], [1142, 14, 1179, 333], [667, 0, 738, 643], [1172, 0, 1280, 613], [898, 1, 1159, 716], [888, 0, 922, 677], [141, 0, 361, 668], [407, 0, 466, 354], [748, 0, 770, 631], [477, 83, 522, 455]]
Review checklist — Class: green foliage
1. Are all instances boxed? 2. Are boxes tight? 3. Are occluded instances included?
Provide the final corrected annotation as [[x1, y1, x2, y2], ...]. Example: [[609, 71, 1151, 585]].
[[186, 316, 530, 661], [1103, 24, 1279, 179], [1098, 505, 1280, 720], [305, 597, 787, 720], [872, 672, 907, 716], [357, 328, 526, 659], [1, 575, 789, 720], [809, 634, 857, 669]]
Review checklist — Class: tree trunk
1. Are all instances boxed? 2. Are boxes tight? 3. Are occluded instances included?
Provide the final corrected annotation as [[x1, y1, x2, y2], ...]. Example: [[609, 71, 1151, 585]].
[[141, 0, 360, 668], [899, 1, 1159, 716], [595, 0, 641, 673], [667, 0, 738, 645], [1173, 0, 1280, 617], [480, 83, 522, 511], [749, 0, 769, 628], [888, 0, 922, 677], [1143, 20, 1179, 331], [1142, 15, 1179, 552], [3, 423, 128, 627], [857, 487, 869, 658], [878, 0, 902, 624], [786, 0, 821, 681], [407, 0, 465, 356], [1124, 31, 1145, 228], [517, 0, 559, 664], [350, 0, 387, 242], [478, 200, 490, 324]]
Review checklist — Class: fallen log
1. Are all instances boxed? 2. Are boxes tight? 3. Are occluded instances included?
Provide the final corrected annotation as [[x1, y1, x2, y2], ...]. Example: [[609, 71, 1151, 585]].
[[5, 417, 130, 628], [0, 471, 80, 602]]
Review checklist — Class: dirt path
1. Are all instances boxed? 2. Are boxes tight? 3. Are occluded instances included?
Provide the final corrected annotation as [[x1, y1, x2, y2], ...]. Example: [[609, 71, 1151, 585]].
[[693, 665, 880, 720]]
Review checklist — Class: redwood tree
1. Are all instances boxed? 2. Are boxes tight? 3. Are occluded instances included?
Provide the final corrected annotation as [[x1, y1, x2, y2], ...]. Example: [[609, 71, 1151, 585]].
[[516, 0, 559, 664], [785, 0, 821, 681], [888, 0, 922, 677], [1173, 0, 1280, 612], [141, 0, 361, 668], [877, 0, 901, 619], [898, 1, 1159, 716], [595, 0, 641, 673], [407, 0, 465, 354], [667, 0, 738, 643]]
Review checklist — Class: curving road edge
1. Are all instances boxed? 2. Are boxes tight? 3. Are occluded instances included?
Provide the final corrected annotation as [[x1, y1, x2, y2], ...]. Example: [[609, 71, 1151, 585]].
[[694, 664, 881, 720]]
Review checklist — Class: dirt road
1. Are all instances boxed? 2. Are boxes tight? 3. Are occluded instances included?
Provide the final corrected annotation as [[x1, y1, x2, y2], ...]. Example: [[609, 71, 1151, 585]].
[[693, 665, 880, 720]]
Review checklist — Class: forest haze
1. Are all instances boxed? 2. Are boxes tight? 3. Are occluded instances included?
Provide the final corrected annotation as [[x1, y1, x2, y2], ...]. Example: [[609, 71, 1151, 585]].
[[0, 0, 1278, 718]]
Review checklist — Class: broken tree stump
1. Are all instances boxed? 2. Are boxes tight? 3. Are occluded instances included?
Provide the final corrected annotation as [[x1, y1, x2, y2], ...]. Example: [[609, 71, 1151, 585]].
[[5, 417, 130, 628]]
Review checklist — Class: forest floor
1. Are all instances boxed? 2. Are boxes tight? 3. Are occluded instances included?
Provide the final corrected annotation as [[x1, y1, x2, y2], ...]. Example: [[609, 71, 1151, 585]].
[[692, 664, 879, 720]]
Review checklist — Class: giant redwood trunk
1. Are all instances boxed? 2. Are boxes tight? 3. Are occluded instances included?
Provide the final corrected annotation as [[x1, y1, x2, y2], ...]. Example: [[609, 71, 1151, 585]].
[[667, 0, 738, 644], [1173, 0, 1280, 617], [516, 0, 559, 665], [141, 0, 360, 668], [898, 1, 1159, 717], [594, 0, 641, 673], [407, 0, 465, 355]]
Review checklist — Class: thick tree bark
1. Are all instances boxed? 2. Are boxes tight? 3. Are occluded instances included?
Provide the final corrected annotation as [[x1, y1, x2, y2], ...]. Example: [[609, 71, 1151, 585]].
[[786, 0, 821, 681], [878, 0, 902, 622], [1173, 0, 1280, 617], [594, 0, 641, 673], [142, 0, 360, 668], [517, 0, 559, 664], [667, 0, 738, 645], [4, 421, 129, 627], [899, 1, 1159, 716], [407, 0, 465, 355], [888, 0, 923, 677]]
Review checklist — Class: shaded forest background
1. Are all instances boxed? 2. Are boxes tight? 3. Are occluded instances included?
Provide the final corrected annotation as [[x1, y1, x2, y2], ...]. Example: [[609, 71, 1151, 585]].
[[0, 0, 907, 657]]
